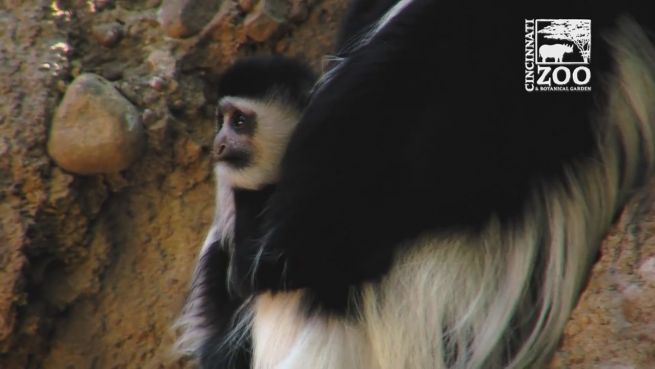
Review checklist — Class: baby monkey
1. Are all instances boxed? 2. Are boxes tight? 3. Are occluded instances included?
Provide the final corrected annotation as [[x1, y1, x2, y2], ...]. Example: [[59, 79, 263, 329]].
[[175, 56, 316, 369]]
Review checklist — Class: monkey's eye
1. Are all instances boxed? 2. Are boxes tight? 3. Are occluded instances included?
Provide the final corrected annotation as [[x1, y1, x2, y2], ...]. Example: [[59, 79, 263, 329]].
[[232, 111, 248, 128]]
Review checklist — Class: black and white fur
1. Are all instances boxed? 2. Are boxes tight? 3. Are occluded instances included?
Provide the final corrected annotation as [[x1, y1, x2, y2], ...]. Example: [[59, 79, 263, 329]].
[[221, 1, 655, 369], [174, 56, 315, 369]]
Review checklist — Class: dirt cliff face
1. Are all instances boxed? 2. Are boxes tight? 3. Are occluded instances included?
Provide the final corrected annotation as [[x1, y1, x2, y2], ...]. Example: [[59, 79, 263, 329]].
[[1, 1, 654, 369], [0, 1, 345, 368], [550, 193, 655, 369]]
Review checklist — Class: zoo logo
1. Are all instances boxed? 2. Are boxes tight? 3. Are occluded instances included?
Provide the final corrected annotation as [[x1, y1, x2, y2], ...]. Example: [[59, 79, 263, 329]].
[[524, 19, 591, 92]]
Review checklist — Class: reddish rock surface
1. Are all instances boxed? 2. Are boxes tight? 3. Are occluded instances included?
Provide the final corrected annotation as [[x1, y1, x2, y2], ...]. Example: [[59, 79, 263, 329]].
[[550, 190, 655, 369], [158, 0, 222, 38]]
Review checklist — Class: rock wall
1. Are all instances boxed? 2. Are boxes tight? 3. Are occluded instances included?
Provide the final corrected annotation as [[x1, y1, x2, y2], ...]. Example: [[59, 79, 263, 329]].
[[0, 1, 345, 368], [0, 1, 654, 369], [551, 192, 655, 369]]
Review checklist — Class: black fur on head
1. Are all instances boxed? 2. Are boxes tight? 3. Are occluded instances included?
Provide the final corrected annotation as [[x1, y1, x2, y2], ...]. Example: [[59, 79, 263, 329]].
[[218, 56, 317, 110]]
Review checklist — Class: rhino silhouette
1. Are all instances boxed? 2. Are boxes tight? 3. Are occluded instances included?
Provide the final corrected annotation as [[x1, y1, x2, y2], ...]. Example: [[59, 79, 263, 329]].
[[539, 43, 574, 63]]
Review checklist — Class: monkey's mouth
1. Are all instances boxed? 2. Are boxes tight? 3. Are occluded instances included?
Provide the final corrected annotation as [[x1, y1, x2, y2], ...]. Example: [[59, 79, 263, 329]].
[[213, 148, 252, 169]]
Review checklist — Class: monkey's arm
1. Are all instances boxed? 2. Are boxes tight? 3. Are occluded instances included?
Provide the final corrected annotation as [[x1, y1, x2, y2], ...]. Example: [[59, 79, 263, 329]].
[[193, 187, 276, 369], [195, 244, 251, 369]]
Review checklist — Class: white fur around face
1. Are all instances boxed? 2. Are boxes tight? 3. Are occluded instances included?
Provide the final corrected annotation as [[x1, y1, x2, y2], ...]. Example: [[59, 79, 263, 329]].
[[216, 96, 300, 191]]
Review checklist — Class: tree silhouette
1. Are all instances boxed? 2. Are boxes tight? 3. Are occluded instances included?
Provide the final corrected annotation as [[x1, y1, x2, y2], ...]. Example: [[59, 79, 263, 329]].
[[538, 20, 591, 63]]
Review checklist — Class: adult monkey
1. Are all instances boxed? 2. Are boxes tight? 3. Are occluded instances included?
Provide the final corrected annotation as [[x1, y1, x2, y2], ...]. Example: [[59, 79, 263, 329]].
[[229, 1, 655, 369]]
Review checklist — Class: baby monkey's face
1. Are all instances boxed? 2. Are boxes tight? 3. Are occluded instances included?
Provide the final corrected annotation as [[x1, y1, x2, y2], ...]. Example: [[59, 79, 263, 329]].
[[213, 98, 257, 170], [212, 95, 300, 190]]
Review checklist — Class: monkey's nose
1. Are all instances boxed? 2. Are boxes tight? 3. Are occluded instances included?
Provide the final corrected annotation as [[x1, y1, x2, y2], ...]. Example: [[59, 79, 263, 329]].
[[212, 144, 228, 162]]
